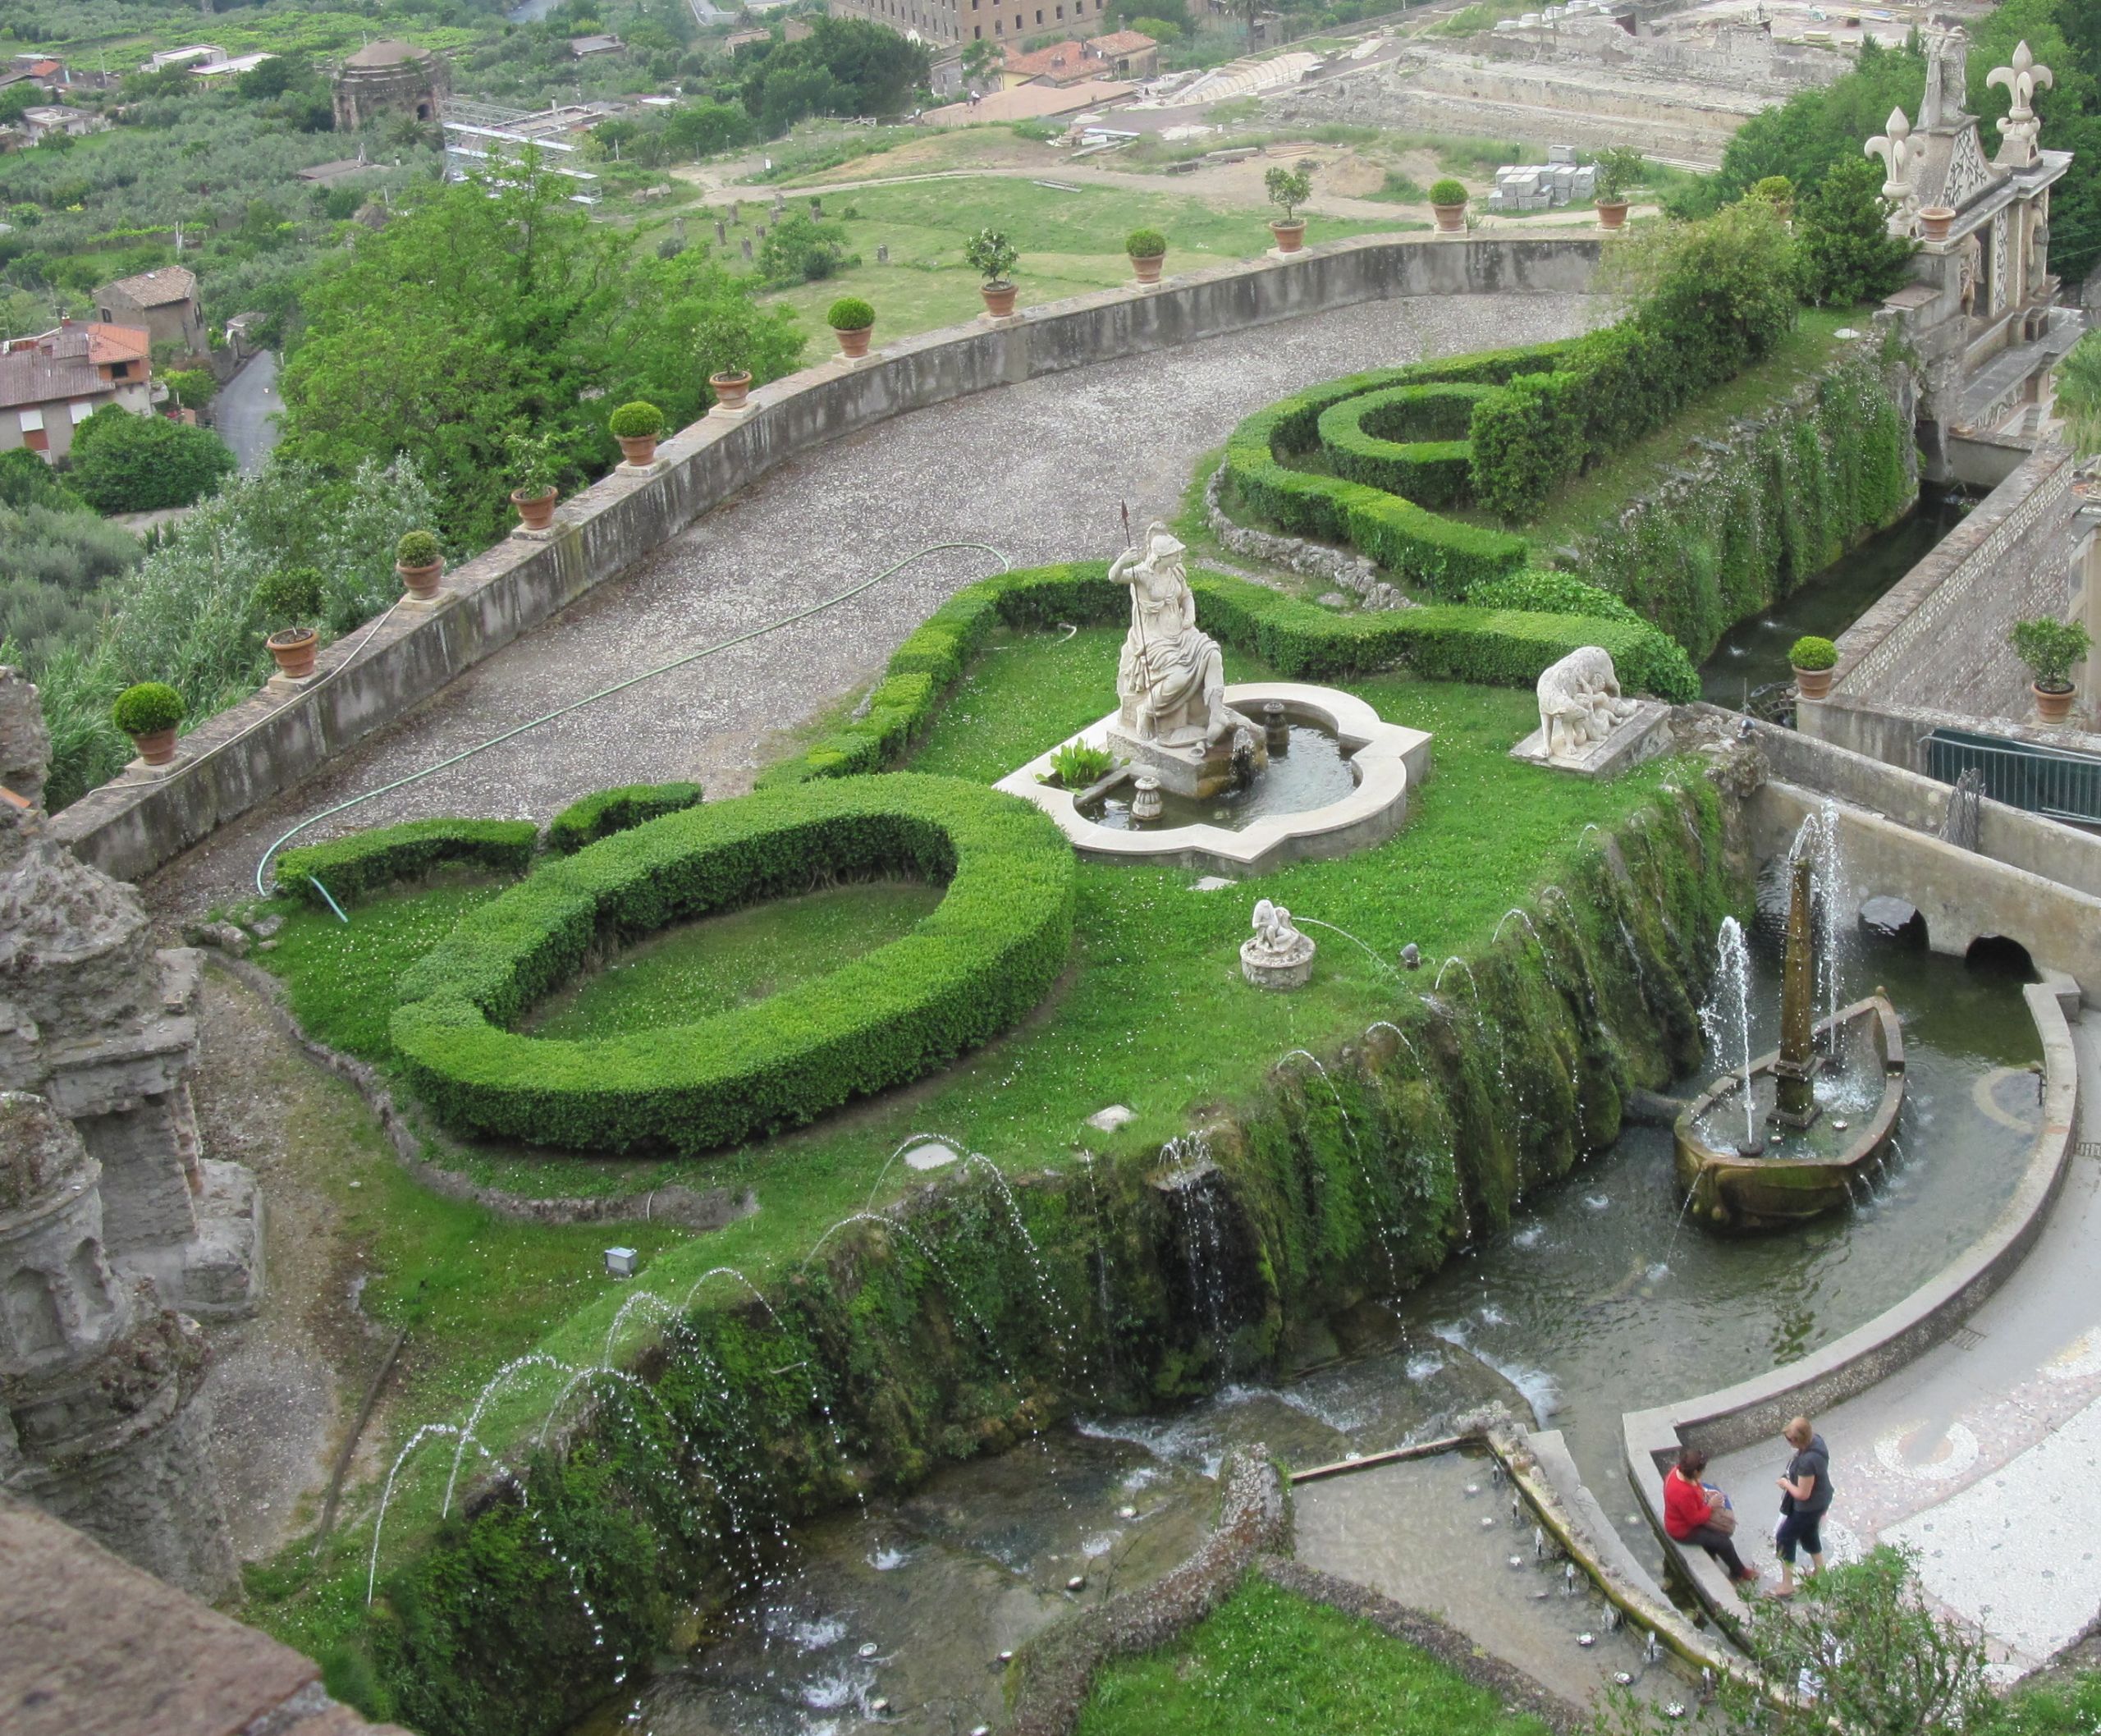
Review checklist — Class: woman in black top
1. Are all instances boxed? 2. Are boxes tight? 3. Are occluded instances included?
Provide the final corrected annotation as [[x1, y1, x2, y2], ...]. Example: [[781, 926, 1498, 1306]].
[[1774, 1413, 1832, 1598]]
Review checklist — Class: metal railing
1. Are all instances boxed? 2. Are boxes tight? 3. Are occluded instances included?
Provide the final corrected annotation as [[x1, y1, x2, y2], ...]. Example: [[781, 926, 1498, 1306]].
[[1925, 726, 2101, 827]]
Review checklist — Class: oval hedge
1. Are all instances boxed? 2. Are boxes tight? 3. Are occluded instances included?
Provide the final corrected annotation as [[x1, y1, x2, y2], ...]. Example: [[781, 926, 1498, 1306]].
[[1316, 382, 1495, 507], [389, 774, 1076, 1155], [547, 781, 703, 853], [275, 818, 541, 909]]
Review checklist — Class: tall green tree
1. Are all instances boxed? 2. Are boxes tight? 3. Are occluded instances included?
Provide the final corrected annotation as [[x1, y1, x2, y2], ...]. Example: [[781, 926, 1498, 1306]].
[[1798, 155, 1916, 305], [277, 153, 803, 547]]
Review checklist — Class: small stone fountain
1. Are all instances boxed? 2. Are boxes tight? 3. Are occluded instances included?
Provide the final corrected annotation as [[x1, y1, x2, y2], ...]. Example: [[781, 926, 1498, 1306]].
[[1241, 900, 1315, 990], [1673, 838, 1907, 1231]]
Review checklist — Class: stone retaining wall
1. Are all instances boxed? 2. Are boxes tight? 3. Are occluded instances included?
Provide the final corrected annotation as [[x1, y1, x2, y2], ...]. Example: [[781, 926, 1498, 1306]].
[[49, 234, 1600, 886]]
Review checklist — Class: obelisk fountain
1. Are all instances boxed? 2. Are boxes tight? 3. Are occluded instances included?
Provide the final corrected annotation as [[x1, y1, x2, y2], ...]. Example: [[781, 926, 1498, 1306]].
[[1770, 854, 1820, 1129]]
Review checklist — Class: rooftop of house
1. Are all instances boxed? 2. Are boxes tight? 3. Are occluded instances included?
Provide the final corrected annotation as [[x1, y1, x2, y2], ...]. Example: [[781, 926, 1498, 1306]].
[[1001, 39, 1091, 81], [0, 323, 150, 411], [569, 34, 625, 54], [98, 265, 199, 309], [1086, 30, 1157, 55]]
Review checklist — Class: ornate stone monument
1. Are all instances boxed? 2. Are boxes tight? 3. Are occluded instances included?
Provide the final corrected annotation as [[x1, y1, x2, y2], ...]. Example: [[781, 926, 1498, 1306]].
[[1241, 899, 1315, 990], [1861, 29, 2079, 479], [1107, 526, 1266, 799]]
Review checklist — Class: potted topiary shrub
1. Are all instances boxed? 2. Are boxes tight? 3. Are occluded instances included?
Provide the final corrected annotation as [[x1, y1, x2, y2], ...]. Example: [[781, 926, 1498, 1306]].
[[112, 681, 185, 767], [607, 400, 666, 466], [506, 428, 563, 532], [1126, 227, 1168, 286], [826, 295, 876, 360], [1590, 146, 1645, 231], [965, 228, 1020, 318], [1429, 178, 1469, 234], [1266, 164, 1312, 254], [396, 529, 444, 600], [254, 566, 325, 679], [2009, 616, 2093, 724], [1788, 634, 1838, 700]]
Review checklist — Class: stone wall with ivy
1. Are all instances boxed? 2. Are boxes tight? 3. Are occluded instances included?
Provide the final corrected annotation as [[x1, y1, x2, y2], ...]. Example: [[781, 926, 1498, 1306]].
[[1573, 334, 1919, 663], [315, 783, 1735, 1736]]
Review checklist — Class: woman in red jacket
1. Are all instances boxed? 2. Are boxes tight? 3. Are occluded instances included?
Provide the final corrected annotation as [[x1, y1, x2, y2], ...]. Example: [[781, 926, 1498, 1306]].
[[1664, 1446, 1759, 1586]]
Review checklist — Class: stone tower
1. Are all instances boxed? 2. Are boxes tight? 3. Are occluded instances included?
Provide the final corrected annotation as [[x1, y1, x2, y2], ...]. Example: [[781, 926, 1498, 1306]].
[[332, 39, 449, 132], [0, 666, 248, 1596]]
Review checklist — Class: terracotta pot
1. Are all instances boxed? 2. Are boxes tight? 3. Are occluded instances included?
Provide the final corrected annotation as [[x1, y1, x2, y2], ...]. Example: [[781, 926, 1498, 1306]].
[[1595, 199, 1630, 231], [1270, 220, 1306, 254], [710, 369, 753, 411], [1131, 251, 1165, 285], [616, 433, 659, 466], [1792, 663, 1835, 701], [511, 487, 558, 533], [1919, 206, 1956, 243], [1431, 201, 1467, 234], [397, 557, 445, 600], [130, 726, 177, 767], [980, 282, 1018, 318], [2035, 682, 2076, 724], [834, 324, 873, 360], [267, 626, 318, 680]]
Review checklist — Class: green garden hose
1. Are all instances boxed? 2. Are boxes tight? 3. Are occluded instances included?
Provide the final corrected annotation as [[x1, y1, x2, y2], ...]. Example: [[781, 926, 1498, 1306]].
[[254, 539, 1013, 897]]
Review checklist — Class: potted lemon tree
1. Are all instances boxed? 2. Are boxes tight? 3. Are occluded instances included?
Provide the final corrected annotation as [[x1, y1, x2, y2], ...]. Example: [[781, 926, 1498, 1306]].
[[1266, 165, 1311, 253], [966, 229, 1020, 318], [254, 566, 324, 679], [2010, 616, 2092, 724], [506, 428, 563, 532], [112, 681, 185, 767]]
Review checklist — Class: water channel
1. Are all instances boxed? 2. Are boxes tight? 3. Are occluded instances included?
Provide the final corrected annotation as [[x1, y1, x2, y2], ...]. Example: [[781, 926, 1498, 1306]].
[[580, 897, 2043, 1735]]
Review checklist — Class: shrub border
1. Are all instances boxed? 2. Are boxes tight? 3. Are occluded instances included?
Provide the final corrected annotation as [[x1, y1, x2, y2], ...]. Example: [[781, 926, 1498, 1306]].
[[761, 561, 1696, 787], [276, 818, 541, 909], [389, 774, 1076, 1155], [1316, 382, 1494, 507], [546, 781, 704, 854]]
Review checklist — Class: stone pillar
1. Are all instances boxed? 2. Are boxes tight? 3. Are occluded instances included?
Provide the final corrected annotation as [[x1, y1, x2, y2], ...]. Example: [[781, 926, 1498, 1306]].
[[0, 1092, 237, 1599]]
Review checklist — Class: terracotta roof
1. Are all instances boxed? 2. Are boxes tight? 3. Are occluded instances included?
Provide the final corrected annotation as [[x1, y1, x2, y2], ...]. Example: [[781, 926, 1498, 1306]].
[[926, 77, 1131, 125], [99, 265, 198, 307], [0, 323, 150, 408], [343, 39, 432, 69], [1086, 30, 1156, 53], [1002, 39, 1090, 80]]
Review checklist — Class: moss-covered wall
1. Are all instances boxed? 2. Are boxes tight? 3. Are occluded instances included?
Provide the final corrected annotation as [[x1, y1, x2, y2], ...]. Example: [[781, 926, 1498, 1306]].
[[1573, 338, 1918, 662], [339, 781, 1735, 1736]]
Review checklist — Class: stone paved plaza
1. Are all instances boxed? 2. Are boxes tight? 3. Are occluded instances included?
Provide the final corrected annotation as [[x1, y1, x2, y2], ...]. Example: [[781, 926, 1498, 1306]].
[[144, 291, 1599, 919]]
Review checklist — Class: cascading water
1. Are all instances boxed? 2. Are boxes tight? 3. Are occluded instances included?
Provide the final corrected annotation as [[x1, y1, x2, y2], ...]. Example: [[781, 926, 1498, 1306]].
[[1163, 1131, 1230, 1344], [1285, 1049, 1401, 1276], [1699, 917, 1758, 1154]]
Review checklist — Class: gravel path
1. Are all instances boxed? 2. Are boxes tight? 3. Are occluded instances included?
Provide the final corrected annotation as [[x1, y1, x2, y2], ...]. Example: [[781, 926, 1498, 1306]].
[[146, 291, 1600, 922]]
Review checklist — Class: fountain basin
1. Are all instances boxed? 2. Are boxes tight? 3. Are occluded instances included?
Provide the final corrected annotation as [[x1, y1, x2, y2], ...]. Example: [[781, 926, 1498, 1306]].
[[996, 684, 1432, 877], [1673, 996, 1905, 1233]]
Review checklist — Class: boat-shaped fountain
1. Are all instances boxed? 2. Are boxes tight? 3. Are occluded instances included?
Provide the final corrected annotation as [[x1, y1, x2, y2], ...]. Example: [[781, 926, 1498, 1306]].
[[1674, 851, 1906, 1232]]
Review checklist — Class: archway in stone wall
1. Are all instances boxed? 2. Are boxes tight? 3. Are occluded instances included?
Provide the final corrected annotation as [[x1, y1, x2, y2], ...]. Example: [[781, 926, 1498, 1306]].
[[1966, 933, 2038, 978]]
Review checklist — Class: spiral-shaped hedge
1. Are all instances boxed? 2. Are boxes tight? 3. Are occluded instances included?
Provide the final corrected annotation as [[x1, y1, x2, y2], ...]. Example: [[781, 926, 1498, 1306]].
[[390, 774, 1076, 1154]]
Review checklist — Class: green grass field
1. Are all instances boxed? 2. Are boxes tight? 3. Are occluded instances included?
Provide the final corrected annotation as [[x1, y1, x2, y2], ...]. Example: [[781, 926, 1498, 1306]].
[[735, 178, 1421, 341], [1076, 1575, 1551, 1736]]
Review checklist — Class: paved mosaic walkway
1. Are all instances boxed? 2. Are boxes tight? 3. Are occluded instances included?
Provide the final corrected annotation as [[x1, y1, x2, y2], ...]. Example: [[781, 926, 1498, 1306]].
[[145, 291, 1598, 920], [1705, 1010, 2101, 1673]]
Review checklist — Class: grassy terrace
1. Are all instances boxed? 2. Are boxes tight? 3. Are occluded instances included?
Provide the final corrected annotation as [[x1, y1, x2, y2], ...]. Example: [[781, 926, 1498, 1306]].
[[731, 178, 1421, 341], [1076, 1575, 1550, 1736], [251, 621, 1685, 1450]]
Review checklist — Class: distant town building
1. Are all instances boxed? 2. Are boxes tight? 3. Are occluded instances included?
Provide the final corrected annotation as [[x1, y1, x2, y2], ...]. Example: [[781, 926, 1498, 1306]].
[[0, 323, 152, 461], [826, 0, 1115, 49], [1083, 30, 1157, 79], [296, 152, 379, 186], [19, 106, 107, 143], [568, 34, 625, 57], [998, 29, 1156, 84], [725, 27, 770, 50], [95, 267, 208, 360], [331, 39, 448, 131], [191, 52, 277, 86], [146, 45, 224, 72]]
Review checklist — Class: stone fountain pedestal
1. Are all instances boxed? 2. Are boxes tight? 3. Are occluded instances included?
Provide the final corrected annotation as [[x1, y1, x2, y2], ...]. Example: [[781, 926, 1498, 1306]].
[[1241, 931, 1315, 990], [1106, 705, 1267, 801]]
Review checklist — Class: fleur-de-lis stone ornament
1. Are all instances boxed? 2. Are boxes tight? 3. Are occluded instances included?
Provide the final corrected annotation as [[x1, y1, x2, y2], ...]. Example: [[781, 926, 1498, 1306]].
[[1865, 108, 1918, 235], [1987, 41, 2053, 168]]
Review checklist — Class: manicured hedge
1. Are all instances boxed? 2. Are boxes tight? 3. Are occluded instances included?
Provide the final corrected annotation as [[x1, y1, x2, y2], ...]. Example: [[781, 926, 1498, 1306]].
[[276, 818, 540, 908], [1316, 383, 1493, 506], [389, 775, 1076, 1154], [762, 561, 1696, 786], [1219, 342, 1576, 594], [547, 782, 704, 853]]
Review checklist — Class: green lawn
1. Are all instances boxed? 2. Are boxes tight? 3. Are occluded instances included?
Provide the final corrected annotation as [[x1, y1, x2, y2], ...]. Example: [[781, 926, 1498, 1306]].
[[1077, 1574, 1551, 1736], [737, 178, 1423, 341]]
